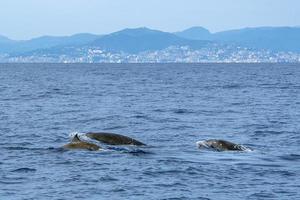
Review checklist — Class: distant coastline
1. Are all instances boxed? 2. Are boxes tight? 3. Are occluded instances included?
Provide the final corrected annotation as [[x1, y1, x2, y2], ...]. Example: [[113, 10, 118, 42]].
[[1, 26, 300, 63]]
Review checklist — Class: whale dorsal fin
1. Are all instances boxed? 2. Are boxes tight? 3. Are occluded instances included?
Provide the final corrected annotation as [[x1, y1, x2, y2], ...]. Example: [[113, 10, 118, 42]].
[[71, 134, 81, 142]]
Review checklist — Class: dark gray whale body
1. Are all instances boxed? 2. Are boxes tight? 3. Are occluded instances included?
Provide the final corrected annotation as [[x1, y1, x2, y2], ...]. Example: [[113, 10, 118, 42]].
[[86, 132, 145, 146], [197, 139, 250, 151]]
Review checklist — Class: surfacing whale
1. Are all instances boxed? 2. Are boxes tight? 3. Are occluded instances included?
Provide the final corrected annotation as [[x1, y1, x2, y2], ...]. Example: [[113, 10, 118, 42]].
[[196, 139, 251, 151], [63, 134, 101, 151], [85, 132, 145, 146]]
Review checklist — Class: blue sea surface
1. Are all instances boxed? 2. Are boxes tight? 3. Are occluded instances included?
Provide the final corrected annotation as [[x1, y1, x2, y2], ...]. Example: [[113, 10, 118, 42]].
[[0, 63, 299, 200]]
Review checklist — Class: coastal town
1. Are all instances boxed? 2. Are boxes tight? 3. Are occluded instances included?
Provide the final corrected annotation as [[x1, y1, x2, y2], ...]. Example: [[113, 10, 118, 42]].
[[2, 45, 300, 63]]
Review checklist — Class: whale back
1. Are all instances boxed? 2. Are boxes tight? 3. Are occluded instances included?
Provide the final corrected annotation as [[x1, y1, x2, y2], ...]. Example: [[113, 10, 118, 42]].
[[86, 132, 145, 146], [198, 139, 246, 151]]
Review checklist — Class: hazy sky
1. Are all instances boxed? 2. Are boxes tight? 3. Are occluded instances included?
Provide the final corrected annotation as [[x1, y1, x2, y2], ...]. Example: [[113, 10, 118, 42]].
[[0, 0, 299, 39]]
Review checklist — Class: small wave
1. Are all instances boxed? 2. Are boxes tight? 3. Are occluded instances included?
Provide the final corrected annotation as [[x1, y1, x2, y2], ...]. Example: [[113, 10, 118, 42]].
[[248, 191, 276, 199], [111, 188, 126, 192], [133, 114, 150, 119], [37, 91, 52, 98], [1, 97, 19, 101], [0, 181, 24, 185], [11, 168, 36, 173], [4, 146, 32, 150], [254, 130, 284, 135], [169, 125, 194, 130], [223, 109, 241, 114], [172, 108, 194, 114], [52, 88, 61, 91], [154, 182, 186, 187], [230, 102, 244, 106], [251, 163, 283, 168], [153, 108, 165, 113], [52, 109, 82, 115], [106, 146, 151, 155], [278, 154, 300, 161], [154, 117, 180, 123], [99, 175, 118, 182], [3, 146, 51, 152], [162, 197, 210, 200], [103, 125, 127, 130], [127, 149, 150, 155], [74, 117, 105, 124], [222, 84, 242, 89], [47, 147, 68, 153], [143, 169, 184, 176]]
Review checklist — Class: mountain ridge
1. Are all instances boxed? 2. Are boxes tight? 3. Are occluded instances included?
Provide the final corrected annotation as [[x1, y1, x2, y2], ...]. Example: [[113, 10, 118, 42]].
[[1, 26, 300, 54], [176, 26, 300, 52], [174, 26, 212, 40], [90, 27, 210, 53]]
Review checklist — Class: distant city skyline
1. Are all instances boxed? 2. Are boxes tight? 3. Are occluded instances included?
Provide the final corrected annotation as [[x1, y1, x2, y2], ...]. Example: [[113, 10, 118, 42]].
[[0, 0, 299, 40]]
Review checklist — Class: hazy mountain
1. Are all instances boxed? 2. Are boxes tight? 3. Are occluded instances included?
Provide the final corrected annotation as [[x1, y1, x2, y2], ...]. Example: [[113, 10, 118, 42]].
[[1, 33, 101, 54], [90, 27, 209, 53], [0, 35, 17, 53], [213, 27, 300, 52], [0, 35, 14, 44], [177, 26, 300, 52], [2, 26, 300, 56], [174, 27, 212, 40], [19, 33, 100, 51]]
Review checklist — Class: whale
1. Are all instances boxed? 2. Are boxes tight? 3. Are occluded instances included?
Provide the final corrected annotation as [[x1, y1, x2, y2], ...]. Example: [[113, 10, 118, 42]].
[[62, 134, 101, 151], [196, 139, 250, 151], [85, 132, 145, 146]]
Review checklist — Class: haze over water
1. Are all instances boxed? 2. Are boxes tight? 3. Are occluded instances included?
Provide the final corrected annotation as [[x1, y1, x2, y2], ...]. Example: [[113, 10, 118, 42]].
[[0, 63, 300, 199]]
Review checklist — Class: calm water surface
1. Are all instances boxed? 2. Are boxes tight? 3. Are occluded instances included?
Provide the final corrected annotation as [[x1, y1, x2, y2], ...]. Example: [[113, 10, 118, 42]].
[[0, 63, 300, 200]]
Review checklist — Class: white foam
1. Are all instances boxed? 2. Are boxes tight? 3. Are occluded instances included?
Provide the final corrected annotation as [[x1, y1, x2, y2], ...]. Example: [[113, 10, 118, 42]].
[[240, 145, 253, 152], [196, 140, 210, 149], [196, 140, 253, 152], [68, 131, 105, 147], [79, 134, 94, 142]]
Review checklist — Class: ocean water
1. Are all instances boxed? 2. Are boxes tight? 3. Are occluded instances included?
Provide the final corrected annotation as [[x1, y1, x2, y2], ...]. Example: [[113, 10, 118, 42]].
[[0, 63, 299, 200]]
